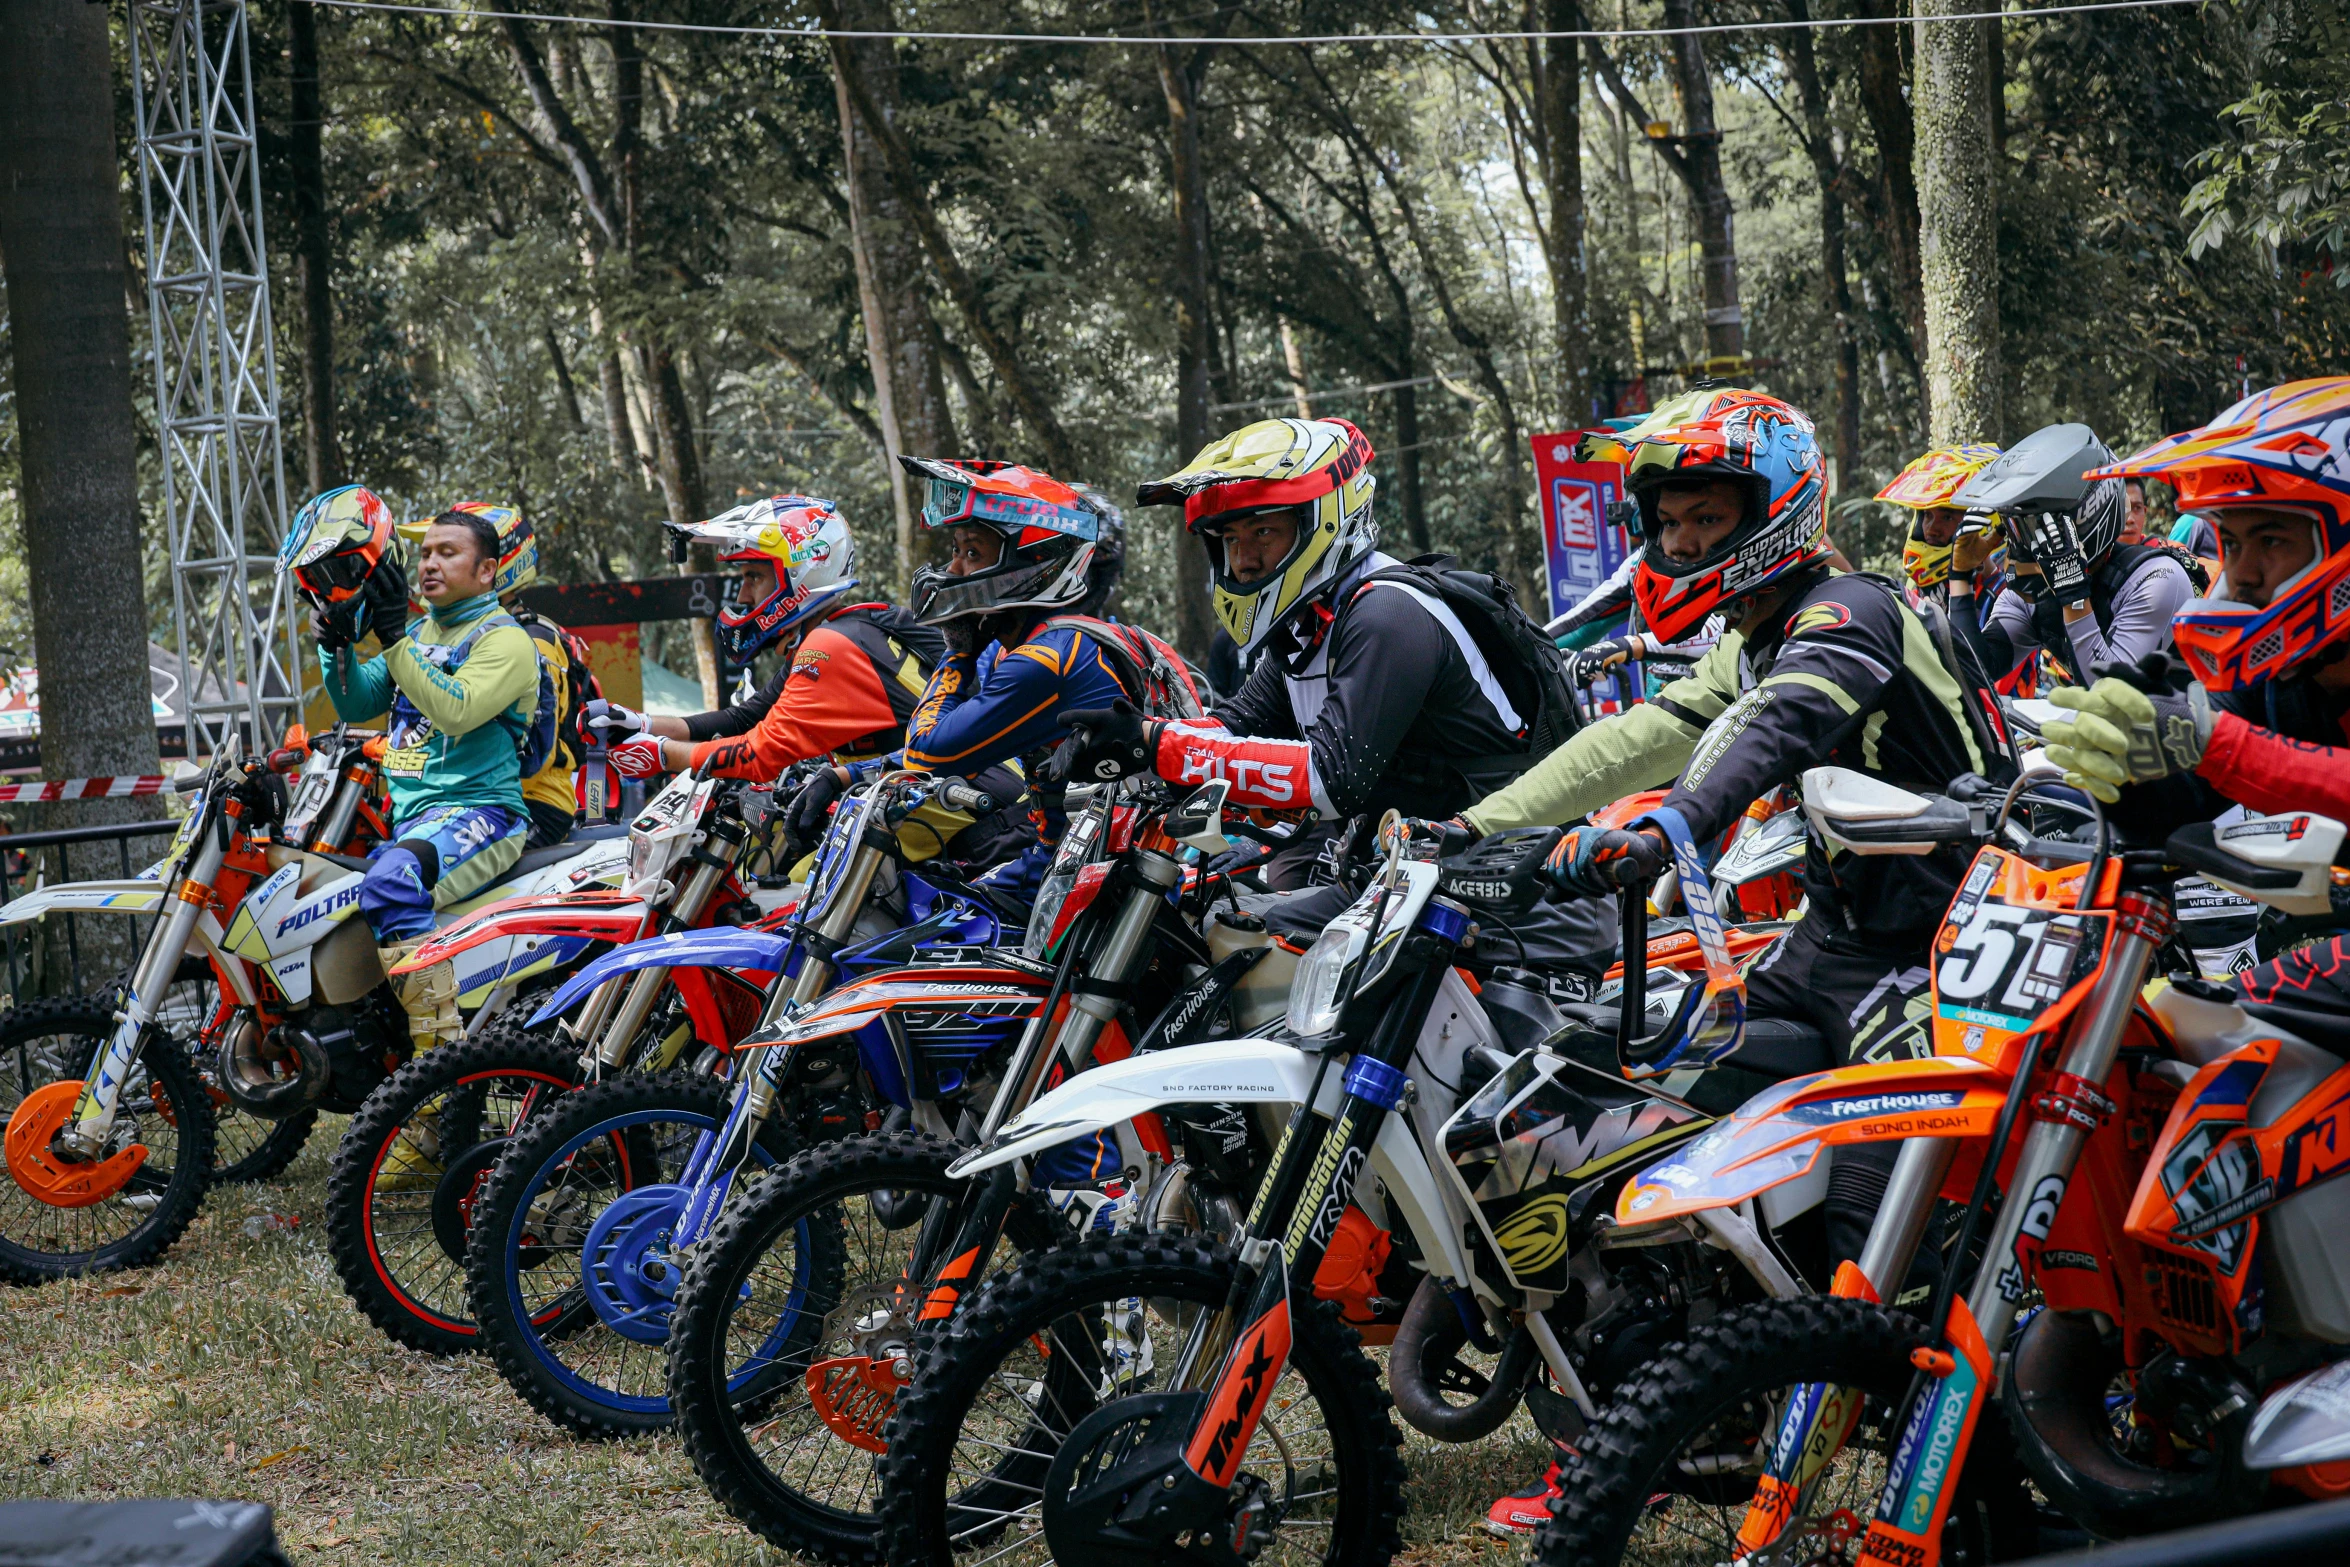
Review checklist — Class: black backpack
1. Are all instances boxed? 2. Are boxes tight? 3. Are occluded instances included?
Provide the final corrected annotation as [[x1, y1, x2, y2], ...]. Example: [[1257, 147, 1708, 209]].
[[1347, 555, 1584, 765], [1039, 615, 1211, 720]]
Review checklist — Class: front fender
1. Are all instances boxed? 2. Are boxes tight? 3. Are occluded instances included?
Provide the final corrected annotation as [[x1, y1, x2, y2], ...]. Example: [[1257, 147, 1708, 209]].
[[948, 1038, 1317, 1178], [527, 925, 796, 1026], [0, 880, 171, 925], [1615, 1056, 2010, 1229]]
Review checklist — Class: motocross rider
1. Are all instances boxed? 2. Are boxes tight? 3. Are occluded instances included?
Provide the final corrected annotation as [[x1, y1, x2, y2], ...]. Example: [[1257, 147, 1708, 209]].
[[1947, 423, 2195, 686], [1882, 444, 2009, 628], [2035, 377, 2350, 1038], [1060, 416, 1610, 978], [298, 491, 541, 1035], [1447, 391, 1991, 1530], [580, 495, 1021, 866]]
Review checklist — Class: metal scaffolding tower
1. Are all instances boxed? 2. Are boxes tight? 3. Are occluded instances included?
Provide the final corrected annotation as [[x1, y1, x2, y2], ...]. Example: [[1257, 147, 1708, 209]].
[[126, 0, 298, 757]]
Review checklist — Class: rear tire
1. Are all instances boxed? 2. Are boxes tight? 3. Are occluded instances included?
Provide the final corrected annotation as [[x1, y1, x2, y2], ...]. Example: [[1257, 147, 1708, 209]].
[[326, 1021, 583, 1354], [1536, 1296, 2035, 1567], [0, 996, 215, 1283]]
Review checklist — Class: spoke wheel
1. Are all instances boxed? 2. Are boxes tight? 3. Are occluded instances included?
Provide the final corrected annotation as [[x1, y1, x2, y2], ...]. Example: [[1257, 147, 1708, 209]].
[[877, 1233, 1406, 1567], [150, 959, 316, 1185], [0, 996, 214, 1282]]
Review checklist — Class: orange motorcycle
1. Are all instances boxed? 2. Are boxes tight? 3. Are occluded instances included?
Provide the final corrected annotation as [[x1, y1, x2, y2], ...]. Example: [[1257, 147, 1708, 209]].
[[1542, 770, 2350, 1567]]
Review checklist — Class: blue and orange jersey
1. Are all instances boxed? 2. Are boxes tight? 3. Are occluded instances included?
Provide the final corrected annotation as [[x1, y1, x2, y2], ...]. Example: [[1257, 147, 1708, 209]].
[[904, 620, 1134, 777]]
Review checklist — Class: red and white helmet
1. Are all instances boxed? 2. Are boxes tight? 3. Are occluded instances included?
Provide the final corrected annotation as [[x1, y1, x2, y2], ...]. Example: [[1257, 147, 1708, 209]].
[[666, 495, 858, 662]]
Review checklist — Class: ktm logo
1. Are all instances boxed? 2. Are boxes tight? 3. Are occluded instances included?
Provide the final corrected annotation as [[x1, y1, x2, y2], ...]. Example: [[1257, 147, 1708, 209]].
[[1494, 1193, 1573, 1276], [1786, 602, 1852, 639]]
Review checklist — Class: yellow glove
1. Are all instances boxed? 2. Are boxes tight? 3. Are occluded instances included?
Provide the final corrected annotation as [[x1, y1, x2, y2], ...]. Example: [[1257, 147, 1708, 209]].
[[2039, 678, 2212, 803]]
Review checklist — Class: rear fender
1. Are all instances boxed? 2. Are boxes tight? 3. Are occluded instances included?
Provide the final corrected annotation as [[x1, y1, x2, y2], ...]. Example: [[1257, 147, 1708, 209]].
[[404, 890, 648, 967], [527, 924, 797, 1026], [0, 880, 171, 925], [1615, 1056, 2010, 1228]]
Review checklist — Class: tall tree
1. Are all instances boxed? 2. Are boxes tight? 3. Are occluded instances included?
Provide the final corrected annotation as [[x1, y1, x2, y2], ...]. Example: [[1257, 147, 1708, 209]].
[[288, 0, 343, 494], [0, 0, 164, 905], [827, 0, 957, 591], [1914, 1, 2003, 442], [1765, 0, 1864, 484], [1536, 0, 1589, 426], [1853, 0, 1925, 373], [1659, 0, 1742, 365], [1151, 6, 1220, 661]]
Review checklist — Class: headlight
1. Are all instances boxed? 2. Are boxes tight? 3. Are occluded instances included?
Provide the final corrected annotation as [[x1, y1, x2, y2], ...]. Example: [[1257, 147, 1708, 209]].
[[1285, 922, 1365, 1036], [1021, 861, 1078, 961]]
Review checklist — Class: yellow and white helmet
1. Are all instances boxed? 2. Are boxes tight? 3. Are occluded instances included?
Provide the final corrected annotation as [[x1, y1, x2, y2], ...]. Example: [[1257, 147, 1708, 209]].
[[1137, 417, 1378, 655], [1878, 445, 2003, 591]]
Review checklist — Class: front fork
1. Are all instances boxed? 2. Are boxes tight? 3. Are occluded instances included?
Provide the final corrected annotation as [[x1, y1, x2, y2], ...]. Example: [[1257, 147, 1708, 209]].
[[59, 818, 231, 1158], [1742, 898, 2163, 1567]]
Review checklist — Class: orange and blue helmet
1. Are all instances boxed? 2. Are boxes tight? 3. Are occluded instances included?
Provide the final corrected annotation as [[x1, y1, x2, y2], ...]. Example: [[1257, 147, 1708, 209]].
[[902, 458, 1109, 626], [280, 485, 395, 608], [2095, 377, 2350, 692], [1599, 388, 1829, 643]]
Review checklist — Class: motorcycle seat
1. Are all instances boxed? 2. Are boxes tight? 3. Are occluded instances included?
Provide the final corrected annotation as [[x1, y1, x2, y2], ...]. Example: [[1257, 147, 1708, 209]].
[[473, 836, 597, 895], [1713, 1017, 1834, 1080]]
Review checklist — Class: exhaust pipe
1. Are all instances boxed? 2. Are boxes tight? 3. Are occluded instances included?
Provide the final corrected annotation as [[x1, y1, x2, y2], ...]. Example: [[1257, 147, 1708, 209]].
[[1387, 1274, 1538, 1442]]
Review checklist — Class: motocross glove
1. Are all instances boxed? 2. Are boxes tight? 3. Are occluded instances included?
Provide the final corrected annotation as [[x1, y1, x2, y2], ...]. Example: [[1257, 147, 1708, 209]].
[[787, 766, 850, 844], [608, 734, 669, 779], [1543, 823, 1670, 897], [363, 555, 413, 647], [310, 605, 356, 654], [2016, 511, 2091, 607], [583, 698, 649, 741], [2040, 678, 2213, 803], [1567, 637, 1641, 687], [1054, 700, 1160, 785]]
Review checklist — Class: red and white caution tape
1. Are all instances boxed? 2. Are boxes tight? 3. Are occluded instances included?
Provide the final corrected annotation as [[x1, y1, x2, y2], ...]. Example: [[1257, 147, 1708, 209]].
[[0, 776, 170, 804]]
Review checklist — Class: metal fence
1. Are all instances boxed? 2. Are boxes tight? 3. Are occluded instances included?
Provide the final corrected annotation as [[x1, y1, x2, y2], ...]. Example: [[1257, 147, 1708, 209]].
[[0, 819, 181, 1003]]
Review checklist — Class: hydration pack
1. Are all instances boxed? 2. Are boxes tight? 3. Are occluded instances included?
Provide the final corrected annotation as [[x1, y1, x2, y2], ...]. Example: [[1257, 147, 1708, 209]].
[[1349, 555, 1584, 764], [1039, 616, 1210, 720]]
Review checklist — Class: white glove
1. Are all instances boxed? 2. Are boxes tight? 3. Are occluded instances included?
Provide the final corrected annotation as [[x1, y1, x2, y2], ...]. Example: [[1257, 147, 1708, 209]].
[[583, 698, 648, 741]]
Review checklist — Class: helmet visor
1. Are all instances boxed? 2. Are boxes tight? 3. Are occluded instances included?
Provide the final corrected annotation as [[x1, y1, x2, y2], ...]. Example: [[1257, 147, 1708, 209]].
[[294, 547, 376, 604]]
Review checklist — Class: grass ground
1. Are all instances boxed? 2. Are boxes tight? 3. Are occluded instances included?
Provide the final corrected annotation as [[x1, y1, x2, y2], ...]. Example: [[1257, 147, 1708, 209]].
[[0, 1120, 1556, 1564]]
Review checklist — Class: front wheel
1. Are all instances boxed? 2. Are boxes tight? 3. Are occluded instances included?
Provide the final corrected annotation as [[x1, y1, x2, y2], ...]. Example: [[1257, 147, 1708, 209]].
[[877, 1234, 1407, 1567], [0, 996, 215, 1283], [668, 1131, 1056, 1565], [1537, 1296, 2035, 1567]]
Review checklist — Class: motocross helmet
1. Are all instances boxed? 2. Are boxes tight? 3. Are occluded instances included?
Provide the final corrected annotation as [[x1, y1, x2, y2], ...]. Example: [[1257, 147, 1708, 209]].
[[399, 502, 538, 598], [903, 458, 1102, 626], [1137, 417, 1378, 656], [1953, 423, 2126, 602], [279, 485, 395, 609], [2094, 377, 2350, 692], [1605, 389, 1829, 644], [1880, 444, 2002, 591], [666, 495, 859, 662]]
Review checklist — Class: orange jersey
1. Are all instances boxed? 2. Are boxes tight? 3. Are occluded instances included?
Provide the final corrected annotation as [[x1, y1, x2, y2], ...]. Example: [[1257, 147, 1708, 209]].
[[688, 620, 917, 779]]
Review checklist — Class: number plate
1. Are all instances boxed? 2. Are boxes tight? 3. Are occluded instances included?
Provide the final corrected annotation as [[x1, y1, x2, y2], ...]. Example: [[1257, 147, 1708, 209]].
[[1932, 849, 2109, 1049]]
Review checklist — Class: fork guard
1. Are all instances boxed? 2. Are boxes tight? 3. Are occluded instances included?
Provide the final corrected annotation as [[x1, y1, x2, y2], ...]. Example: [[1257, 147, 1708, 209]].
[[1614, 1056, 2012, 1231]]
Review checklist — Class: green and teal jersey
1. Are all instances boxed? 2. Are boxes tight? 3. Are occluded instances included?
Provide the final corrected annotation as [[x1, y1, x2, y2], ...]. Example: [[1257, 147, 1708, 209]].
[[320, 592, 537, 824]]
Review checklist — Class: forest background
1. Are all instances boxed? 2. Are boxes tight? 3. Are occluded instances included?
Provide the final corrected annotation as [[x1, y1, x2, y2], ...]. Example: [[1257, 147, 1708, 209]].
[[2, 0, 2348, 686]]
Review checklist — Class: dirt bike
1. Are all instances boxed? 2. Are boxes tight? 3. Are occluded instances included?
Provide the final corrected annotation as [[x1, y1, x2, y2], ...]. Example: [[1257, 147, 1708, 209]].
[[324, 766, 800, 1354], [0, 733, 625, 1281], [873, 807, 1835, 1567], [1541, 771, 2350, 1567], [456, 767, 1044, 1435], [655, 777, 1317, 1562]]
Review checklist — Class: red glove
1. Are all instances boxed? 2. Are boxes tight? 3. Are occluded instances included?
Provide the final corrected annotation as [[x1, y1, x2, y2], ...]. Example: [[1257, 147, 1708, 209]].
[[609, 734, 669, 779]]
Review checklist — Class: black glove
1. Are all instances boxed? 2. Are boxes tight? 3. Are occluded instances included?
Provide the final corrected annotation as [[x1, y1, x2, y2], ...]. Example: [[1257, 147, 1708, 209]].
[[941, 618, 982, 659], [1053, 700, 1157, 784], [310, 605, 355, 654], [1567, 637, 1639, 687], [364, 554, 413, 646], [2017, 511, 2090, 607], [786, 766, 849, 845]]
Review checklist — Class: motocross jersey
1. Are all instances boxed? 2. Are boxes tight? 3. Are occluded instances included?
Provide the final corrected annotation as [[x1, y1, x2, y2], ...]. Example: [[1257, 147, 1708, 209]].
[[1957, 543, 2192, 686], [1466, 568, 1984, 935], [320, 590, 536, 824], [1154, 553, 1531, 821], [686, 603, 938, 779]]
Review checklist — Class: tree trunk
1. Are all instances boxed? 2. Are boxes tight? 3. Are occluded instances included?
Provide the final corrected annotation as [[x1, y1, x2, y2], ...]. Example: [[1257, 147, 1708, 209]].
[[287, 0, 343, 493], [1659, 0, 1741, 365], [1155, 38, 1218, 663], [0, 0, 164, 925], [1780, 3, 1863, 487], [1855, 0, 1925, 375], [1392, 379, 1430, 554], [1538, 0, 1589, 424], [829, 0, 956, 593], [1279, 318, 1314, 417], [1914, 2, 2003, 445]]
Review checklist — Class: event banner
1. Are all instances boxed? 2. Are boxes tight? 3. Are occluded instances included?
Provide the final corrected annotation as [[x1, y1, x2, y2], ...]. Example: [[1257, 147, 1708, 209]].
[[1529, 432, 1631, 623]]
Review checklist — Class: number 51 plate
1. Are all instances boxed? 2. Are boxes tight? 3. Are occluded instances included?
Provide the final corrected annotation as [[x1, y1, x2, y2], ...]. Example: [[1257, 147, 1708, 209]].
[[1932, 847, 2111, 1051]]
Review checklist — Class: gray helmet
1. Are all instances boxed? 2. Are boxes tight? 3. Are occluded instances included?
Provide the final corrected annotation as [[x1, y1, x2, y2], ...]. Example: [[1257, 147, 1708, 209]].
[[1953, 422, 2128, 567]]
